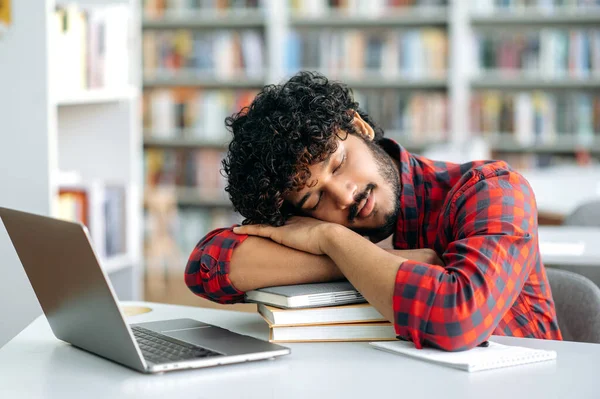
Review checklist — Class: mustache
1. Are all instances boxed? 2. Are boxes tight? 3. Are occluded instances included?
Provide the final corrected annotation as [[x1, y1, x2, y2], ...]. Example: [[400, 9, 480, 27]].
[[348, 183, 376, 222]]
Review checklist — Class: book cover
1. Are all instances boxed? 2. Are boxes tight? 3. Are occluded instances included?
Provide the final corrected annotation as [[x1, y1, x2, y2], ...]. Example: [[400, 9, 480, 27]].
[[266, 319, 396, 343], [258, 303, 386, 327], [245, 281, 366, 309]]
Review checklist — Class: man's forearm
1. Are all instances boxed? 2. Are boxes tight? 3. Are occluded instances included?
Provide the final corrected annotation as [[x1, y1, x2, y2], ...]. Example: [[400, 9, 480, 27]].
[[229, 236, 344, 292], [320, 225, 408, 322]]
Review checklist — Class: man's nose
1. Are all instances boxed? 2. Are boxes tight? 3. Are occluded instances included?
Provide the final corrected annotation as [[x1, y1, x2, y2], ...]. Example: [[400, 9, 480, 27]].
[[330, 180, 356, 209]]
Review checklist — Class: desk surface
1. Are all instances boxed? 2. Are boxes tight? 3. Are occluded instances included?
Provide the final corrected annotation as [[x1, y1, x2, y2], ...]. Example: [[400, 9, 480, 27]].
[[521, 166, 600, 216], [539, 226, 600, 266], [1, 302, 599, 399]]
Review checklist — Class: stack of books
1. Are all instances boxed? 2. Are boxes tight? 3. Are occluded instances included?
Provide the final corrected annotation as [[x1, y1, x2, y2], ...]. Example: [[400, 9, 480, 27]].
[[245, 282, 397, 343]]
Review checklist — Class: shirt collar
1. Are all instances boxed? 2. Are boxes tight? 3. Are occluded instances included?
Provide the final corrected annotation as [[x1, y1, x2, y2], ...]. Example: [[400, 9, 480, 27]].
[[379, 138, 423, 249]]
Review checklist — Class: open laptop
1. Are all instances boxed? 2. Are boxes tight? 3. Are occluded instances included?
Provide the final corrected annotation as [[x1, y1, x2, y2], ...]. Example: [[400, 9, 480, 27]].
[[0, 207, 290, 374]]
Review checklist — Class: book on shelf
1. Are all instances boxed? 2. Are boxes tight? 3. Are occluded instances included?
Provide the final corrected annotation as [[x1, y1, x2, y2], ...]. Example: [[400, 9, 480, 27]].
[[471, 0, 600, 15], [51, 4, 130, 95], [103, 185, 127, 258], [57, 177, 127, 261], [258, 303, 386, 327], [144, 147, 228, 192], [471, 91, 600, 145], [245, 281, 366, 309], [286, 28, 447, 79], [143, 191, 243, 272], [265, 320, 396, 343], [353, 90, 448, 143], [142, 0, 262, 19], [473, 29, 600, 79], [290, 0, 448, 17], [143, 29, 265, 80], [57, 189, 89, 226], [143, 88, 257, 141]]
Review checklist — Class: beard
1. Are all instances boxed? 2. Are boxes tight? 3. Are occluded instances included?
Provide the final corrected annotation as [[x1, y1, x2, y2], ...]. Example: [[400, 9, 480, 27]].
[[348, 138, 401, 241]]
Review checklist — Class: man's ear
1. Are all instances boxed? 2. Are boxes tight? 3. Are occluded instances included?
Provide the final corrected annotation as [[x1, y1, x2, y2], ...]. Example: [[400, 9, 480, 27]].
[[351, 111, 375, 141]]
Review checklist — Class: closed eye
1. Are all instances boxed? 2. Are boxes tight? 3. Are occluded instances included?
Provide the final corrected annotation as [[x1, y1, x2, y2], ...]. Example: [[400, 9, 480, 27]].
[[333, 153, 346, 174], [310, 192, 323, 212], [310, 153, 345, 212]]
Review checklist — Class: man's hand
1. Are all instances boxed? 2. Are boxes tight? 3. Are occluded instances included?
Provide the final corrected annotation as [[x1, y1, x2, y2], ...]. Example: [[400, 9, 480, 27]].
[[233, 216, 334, 255], [386, 248, 445, 266]]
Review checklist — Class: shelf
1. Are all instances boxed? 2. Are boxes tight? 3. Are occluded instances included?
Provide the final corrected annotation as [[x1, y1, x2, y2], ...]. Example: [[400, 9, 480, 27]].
[[144, 137, 229, 150], [142, 11, 265, 29], [176, 187, 232, 207], [471, 76, 600, 90], [143, 134, 443, 152], [56, 0, 132, 5], [55, 87, 137, 106], [145, 75, 446, 90], [483, 134, 600, 154], [303, 73, 447, 89], [471, 11, 600, 27], [143, 75, 265, 88], [291, 9, 448, 28], [347, 77, 447, 89], [102, 253, 134, 274]]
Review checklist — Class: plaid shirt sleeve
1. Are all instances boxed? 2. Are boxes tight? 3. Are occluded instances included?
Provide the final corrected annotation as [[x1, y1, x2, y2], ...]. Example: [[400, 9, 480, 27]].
[[393, 167, 538, 351], [184, 227, 248, 304]]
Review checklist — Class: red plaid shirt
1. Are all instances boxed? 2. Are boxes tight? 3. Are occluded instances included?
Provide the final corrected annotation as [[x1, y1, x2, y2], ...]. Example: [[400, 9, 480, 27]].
[[185, 138, 562, 350]]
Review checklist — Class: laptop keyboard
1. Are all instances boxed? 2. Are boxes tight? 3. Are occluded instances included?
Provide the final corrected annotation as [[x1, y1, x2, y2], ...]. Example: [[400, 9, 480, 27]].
[[132, 326, 222, 364]]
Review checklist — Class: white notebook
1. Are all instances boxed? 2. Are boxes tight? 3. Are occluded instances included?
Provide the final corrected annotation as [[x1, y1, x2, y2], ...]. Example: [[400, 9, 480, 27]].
[[371, 340, 557, 372]]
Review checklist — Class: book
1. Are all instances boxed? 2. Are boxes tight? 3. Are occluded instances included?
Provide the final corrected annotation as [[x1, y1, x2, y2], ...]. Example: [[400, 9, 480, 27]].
[[245, 281, 366, 309], [266, 321, 396, 343], [370, 340, 557, 373], [258, 303, 386, 327]]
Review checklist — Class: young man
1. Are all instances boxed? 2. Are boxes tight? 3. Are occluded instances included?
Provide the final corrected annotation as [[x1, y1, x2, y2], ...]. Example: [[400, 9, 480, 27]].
[[184, 72, 562, 351]]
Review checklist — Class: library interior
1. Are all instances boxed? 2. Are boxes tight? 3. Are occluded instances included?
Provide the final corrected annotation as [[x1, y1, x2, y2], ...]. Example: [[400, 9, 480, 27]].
[[2, 0, 600, 397]]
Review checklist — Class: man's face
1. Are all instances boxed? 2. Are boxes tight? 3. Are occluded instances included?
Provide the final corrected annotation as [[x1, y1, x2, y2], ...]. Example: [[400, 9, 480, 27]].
[[285, 132, 401, 240]]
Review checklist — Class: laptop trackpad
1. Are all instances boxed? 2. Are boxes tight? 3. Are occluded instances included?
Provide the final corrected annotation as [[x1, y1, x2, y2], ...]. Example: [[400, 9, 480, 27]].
[[134, 318, 274, 355], [163, 326, 227, 341]]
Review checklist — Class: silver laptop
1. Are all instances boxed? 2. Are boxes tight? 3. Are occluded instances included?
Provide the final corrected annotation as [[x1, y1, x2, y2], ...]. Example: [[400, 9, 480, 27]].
[[0, 207, 290, 374]]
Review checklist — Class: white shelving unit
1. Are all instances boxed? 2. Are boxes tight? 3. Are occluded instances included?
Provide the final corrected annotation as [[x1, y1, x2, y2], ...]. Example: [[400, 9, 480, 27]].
[[56, 87, 138, 106], [0, 0, 142, 347], [53, 0, 143, 300]]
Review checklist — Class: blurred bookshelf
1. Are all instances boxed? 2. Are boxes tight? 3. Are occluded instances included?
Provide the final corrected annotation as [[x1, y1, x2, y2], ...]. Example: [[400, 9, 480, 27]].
[[140, 0, 600, 303], [471, 77, 600, 90], [143, 136, 228, 150], [468, 0, 600, 169], [143, 76, 266, 88], [289, 12, 448, 28], [52, 1, 143, 301]]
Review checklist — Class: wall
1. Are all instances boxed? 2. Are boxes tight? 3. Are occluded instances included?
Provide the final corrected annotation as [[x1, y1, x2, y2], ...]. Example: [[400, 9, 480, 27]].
[[0, 0, 53, 347]]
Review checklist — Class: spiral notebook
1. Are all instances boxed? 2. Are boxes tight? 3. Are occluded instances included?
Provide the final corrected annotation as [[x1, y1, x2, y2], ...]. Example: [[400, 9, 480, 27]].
[[371, 340, 557, 372]]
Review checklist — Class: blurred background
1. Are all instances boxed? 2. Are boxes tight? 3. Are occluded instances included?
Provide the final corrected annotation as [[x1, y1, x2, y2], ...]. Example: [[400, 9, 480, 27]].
[[1, 0, 600, 344]]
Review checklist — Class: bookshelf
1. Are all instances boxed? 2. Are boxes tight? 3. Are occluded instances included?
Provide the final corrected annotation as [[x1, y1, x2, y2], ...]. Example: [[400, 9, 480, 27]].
[[0, 0, 143, 347], [468, 0, 600, 171]]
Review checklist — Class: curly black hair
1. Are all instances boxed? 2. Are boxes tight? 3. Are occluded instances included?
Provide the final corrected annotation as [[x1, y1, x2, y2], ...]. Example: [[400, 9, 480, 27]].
[[222, 71, 384, 226]]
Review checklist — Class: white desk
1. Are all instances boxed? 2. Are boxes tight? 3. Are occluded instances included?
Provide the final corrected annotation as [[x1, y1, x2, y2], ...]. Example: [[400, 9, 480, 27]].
[[1, 302, 599, 399], [539, 226, 600, 267], [522, 166, 600, 217]]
